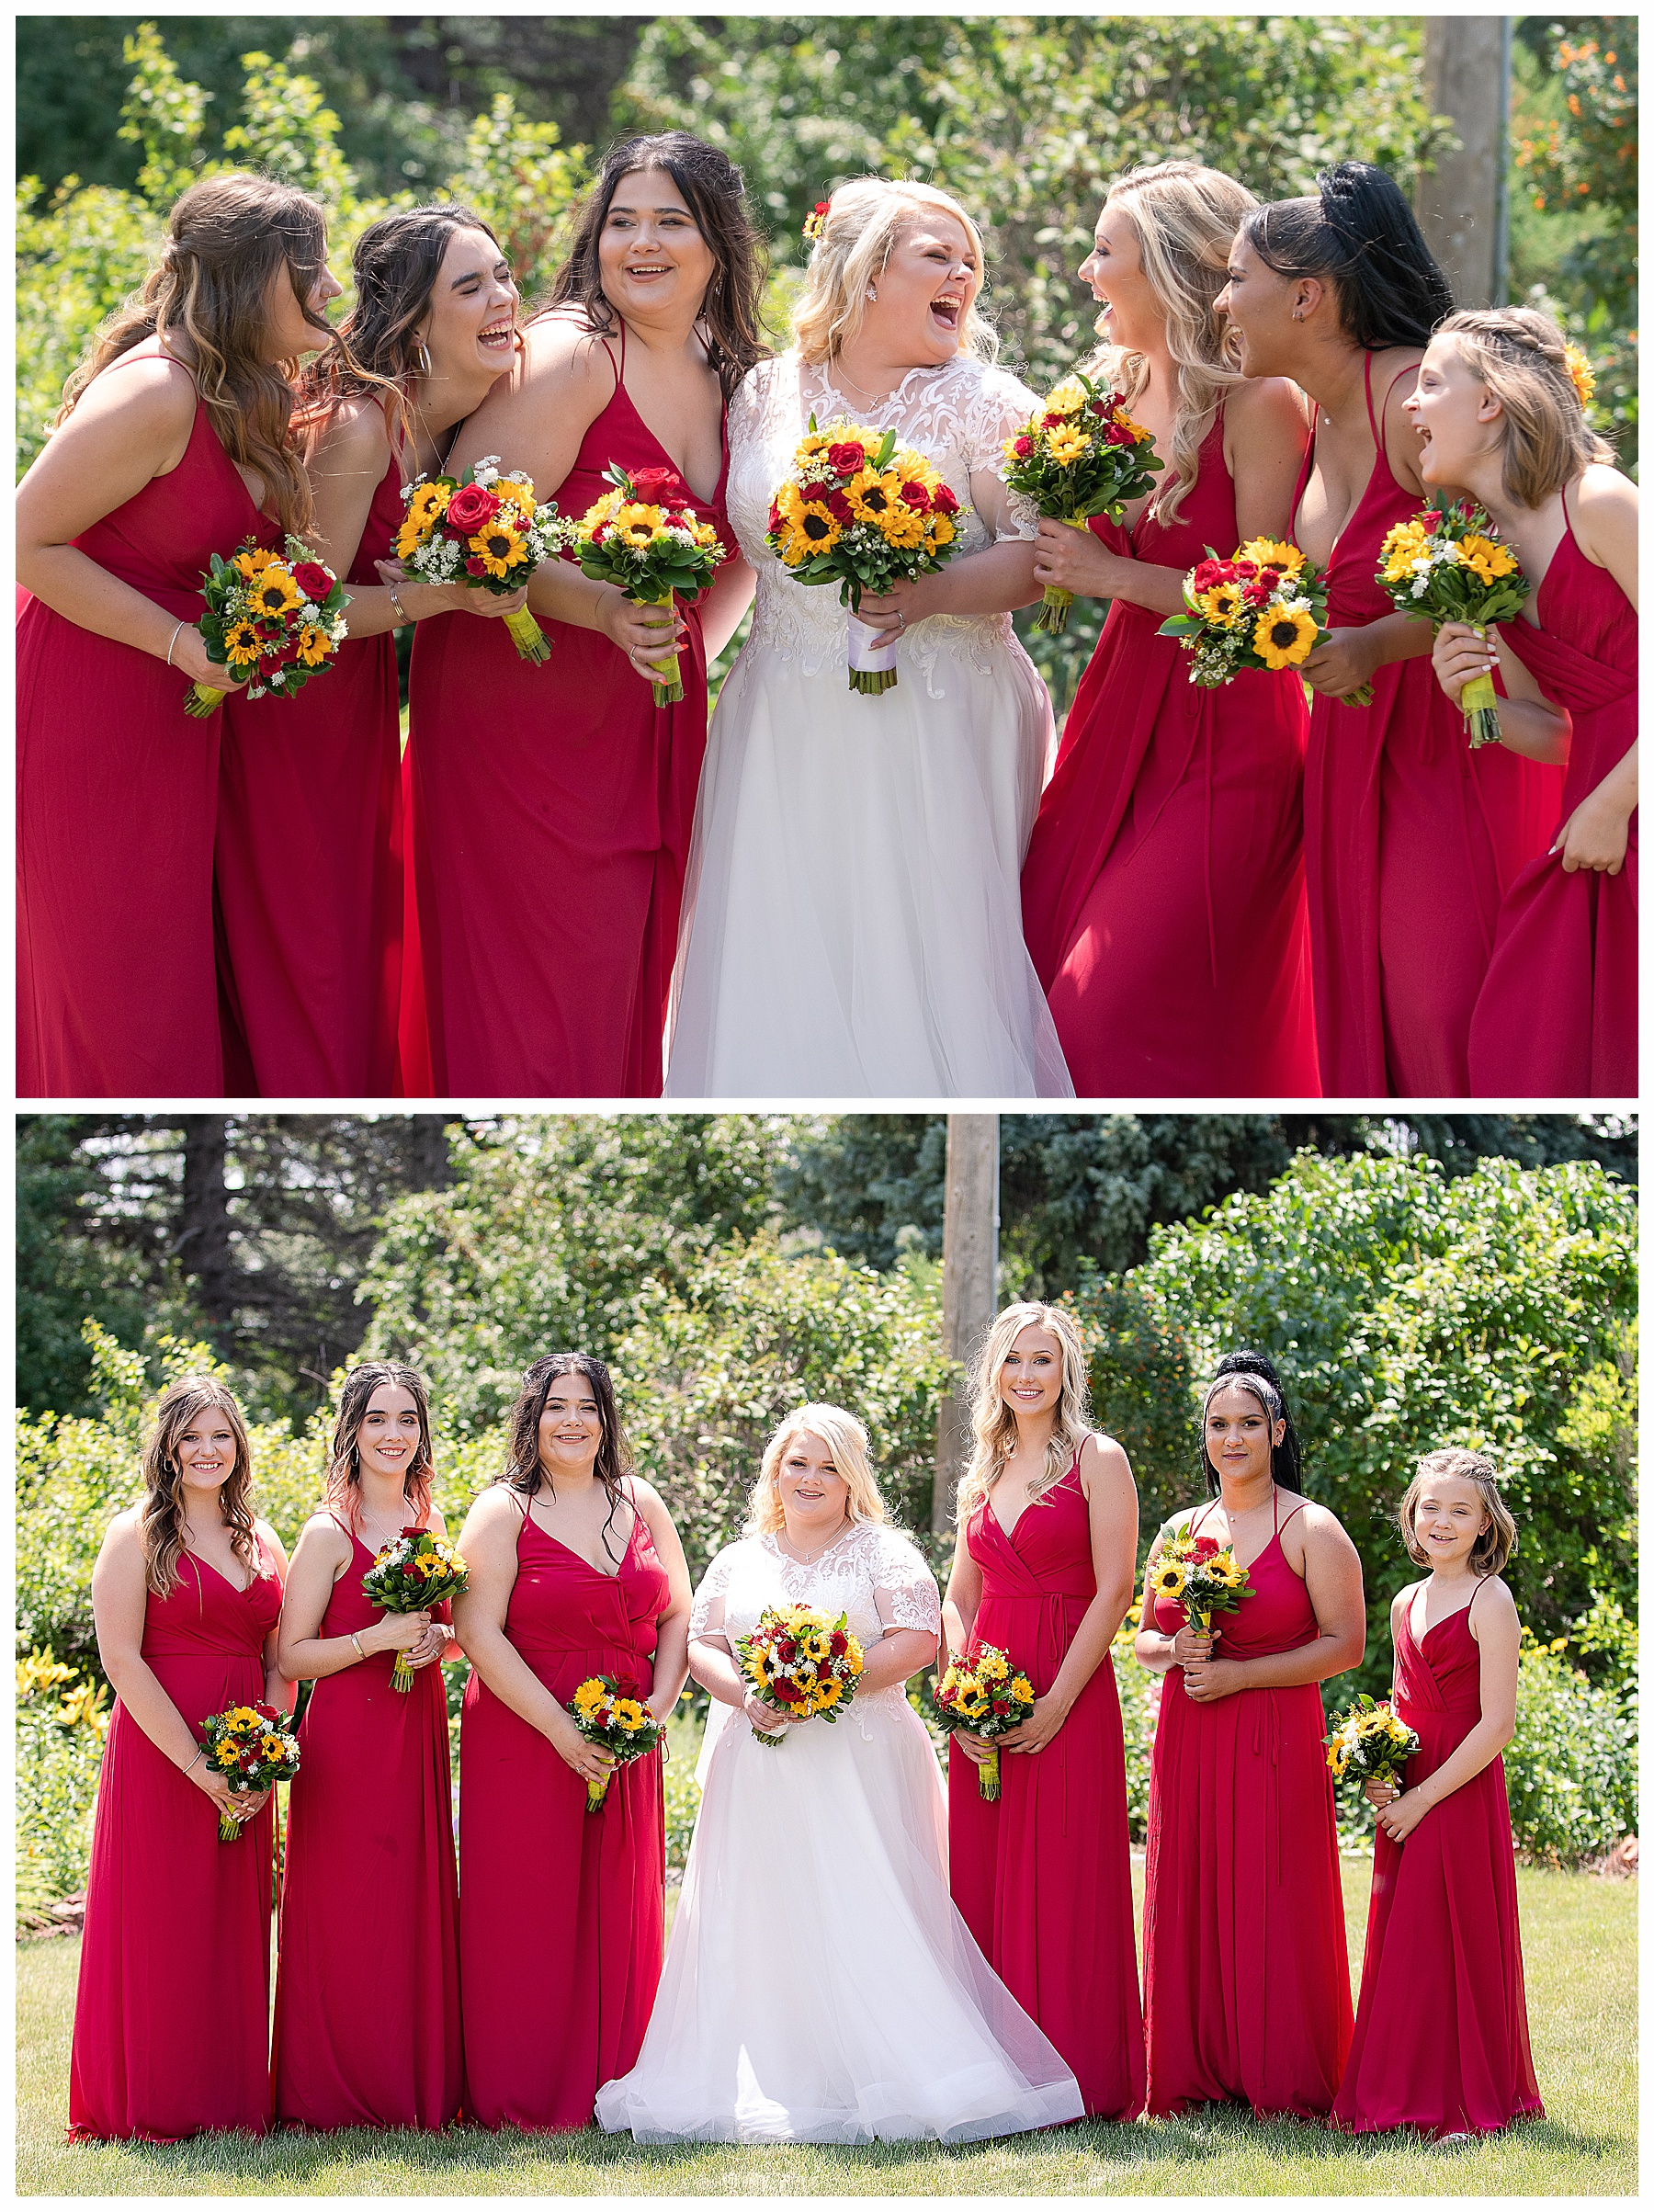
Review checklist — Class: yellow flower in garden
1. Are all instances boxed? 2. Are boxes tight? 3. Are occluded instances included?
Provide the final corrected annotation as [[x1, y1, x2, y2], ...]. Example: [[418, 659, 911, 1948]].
[[224, 619, 261, 665], [1196, 583, 1245, 629], [1011, 1674, 1035, 1702], [296, 626, 330, 667], [1045, 423, 1093, 466], [1458, 533, 1517, 584], [251, 568, 302, 618], [1239, 537, 1304, 575], [1253, 602, 1319, 668]]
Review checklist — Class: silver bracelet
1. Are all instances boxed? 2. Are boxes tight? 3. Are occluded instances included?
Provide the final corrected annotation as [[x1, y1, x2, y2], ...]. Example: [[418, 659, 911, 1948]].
[[385, 581, 411, 627], [164, 619, 186, 667], [350, 1631, 367, 1662], [184, 1743, 206, 1774]]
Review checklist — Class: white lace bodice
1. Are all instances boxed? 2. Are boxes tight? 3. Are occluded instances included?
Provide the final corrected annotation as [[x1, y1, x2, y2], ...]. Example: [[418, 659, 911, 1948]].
[[724, 350, 1045, 685]]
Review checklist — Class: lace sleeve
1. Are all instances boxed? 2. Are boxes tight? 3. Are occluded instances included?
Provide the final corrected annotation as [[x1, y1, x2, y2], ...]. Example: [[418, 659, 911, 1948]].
[[871, 1528, 943, 1638], [688, 1545, 737, 1642], [964, 365, 1044, 544]]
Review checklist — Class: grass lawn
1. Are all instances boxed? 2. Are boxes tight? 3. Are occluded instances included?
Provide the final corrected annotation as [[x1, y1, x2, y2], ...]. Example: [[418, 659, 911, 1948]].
[[17, 1862, 1633, 2195]]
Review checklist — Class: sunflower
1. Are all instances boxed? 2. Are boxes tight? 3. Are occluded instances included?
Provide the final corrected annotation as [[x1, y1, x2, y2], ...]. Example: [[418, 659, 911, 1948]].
[[775, 505, 842, 563], [1043, 377, 1091, 417], [929, 512, 957, 549], [878, 501, 926, 550], [251, 569, 303, 618], [470, 521, 529, 576], [1012, 1674, 1035, 1703], [1239, 537, 1304, 576], [800, 1631, 831, 1663], [1149, 1560, 1185, 1600], [1457, 533, 1517, 584], [1045, 423, 1093, 466], [260, 1733, 287, 1761], [813, 1677, 843, 1711], [1254, 603, 1319, 668], [223, 619, 261, 666], [844, 467, 901, 526], [978, 1650, 1009, 1684], [296, 625, 331, 667], [215, 1741, 241, 1768], [572, 1679, 606, 1717], [490, 478, 536, 514], [954, 1685, 988, 1719], [1379, 518, 1433, 582], [616, 1699, 650, 1732], [233, 547, 278, 580], [1205, 1555, 1242, 1588], [1195, 582, 1245, 628]]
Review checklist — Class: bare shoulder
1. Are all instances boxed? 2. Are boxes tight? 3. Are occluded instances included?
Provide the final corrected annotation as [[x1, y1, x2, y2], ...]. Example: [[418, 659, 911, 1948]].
[[521, 312, 618, 393], [1227, 373, 1308, 441], [1570, 462, 1638, 560], [1078, 1430, 1133, 1489], [624, 1473, 671, 1528], [309, 394, 393, 468], [254, 1515, 289, 1561], [296, 1507, 350, 1554], [100, 1504, 147, 1555], [1296, 1495, 1358, 1551], [1469, 1572, 1520, 1631], [76, 346, 198, 428]]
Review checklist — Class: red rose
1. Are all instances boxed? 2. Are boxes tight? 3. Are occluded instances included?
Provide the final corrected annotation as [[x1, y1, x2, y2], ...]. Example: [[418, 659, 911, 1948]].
[[1104, 423, 1135, 447], [1041, 412, 1064, 430], [629, 466, 690, 507], [1190, 1537, 1220, 1560], [829, 1630, 848, 1657], [1257, 567, 1281, 588], [899, 481, 932, 511], [1090, 397, 1109, 416], [767, 502, 783, 531], [769, 1677, 801, 1705], [932, 485, 959, 514], [1242, 581, 1270, 607], [465, 556, 490, 577], [826, 440, 867, 474], [776, 1637, 797, 1662], [291, 562, 333, 603], [445, 482, 500, 531], [823, 490, 854, 524], [1013, 435, 1035, 458], [255, 1702, 278, 1719], [1191, 559, 1228, 591], [1233, 561, 1258, 579]]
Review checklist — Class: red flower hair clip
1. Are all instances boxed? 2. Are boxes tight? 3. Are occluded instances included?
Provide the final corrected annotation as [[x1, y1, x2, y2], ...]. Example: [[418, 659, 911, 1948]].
[[802, 199, 831, 244]]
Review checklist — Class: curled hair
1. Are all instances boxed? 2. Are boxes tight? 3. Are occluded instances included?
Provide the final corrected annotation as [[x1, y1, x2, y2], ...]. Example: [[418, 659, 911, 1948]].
[[1399, 1446, 1517, 1577], [500, 1353, 634, 1568], [58, 174, 334, 538], [955, 1302, 1092, 1527], [746, 1404, 889, 1536], [543, 133, 770, 403], [139, 1376, 257, 1599], [793, 177, 997, 368], [1243, 161, 1453, 351], [1199, 1349, 1305, 1497], [323, 1362, 436, 1534], [1434, 307, 1616, 508]]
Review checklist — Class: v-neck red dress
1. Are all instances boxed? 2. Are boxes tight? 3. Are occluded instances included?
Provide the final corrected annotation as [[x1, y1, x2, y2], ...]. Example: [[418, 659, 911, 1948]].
[[1332, 1582, 1542, 2137], [406, 323, 731, 1095], [271, 1521, 461, 2129], [947, 1456, 1146, 2119], [69, 1541, 283, 2140], [1142, 1492, 1352, 2117], [460, 1494, 673, 2130]]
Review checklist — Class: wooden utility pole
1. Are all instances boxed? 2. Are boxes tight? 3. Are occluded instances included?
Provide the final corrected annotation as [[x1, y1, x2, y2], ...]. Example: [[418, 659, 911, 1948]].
[[932, 1116, 999, 1533], [1415, 17, 1513, 307]]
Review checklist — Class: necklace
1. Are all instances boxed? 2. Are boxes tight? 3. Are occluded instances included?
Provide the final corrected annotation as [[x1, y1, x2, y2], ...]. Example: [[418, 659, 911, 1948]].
[[776, 1520, 850, 1566], [824, 357, 915, 410]]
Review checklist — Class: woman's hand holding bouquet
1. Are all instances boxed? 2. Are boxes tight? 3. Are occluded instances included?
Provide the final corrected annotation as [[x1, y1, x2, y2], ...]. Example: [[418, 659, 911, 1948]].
[[566, 1675, 663, 1811], [1377, 497, 1530, 745], [572, 463, 727, 705], [735, 1605, 865, 1744], [186, 537, 348, 718], [360, 1530, 469, 1693], [934, 1642, 1037, 1800], [1001, 373, 1163, 631], [391, 456, 568, 665], [198, 1701, 300, 1841], [1159, 538, 1371, 703]]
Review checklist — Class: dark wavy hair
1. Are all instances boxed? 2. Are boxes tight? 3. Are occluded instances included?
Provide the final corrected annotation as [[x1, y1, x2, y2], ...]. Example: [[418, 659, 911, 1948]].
[[323, 1361, 436, 1534], [1242, 161, 1453, 351], [1198, 1348, 1305, 1497], [542, 132, 770, 401], [501, 1353, 635, 1568]]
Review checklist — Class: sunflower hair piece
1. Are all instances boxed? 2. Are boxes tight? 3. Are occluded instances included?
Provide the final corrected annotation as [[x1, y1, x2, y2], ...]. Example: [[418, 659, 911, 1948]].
[[802, 199, 832, 245], [1563, 341, 1596, 410]]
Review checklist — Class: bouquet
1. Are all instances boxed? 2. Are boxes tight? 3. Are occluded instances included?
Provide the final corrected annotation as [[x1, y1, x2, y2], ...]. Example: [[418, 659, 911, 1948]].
[[392, 454, 568, 665], [567, 1674, 662, 1811], [572, 462, 728, 705], [1376, 496, 1530, 746], [1325, 1693, 1422, 1792], [933, 1641, 1037, 1801], [765, 418, 962, 694], [360, 1527, 469, 1692], [1149, 1524, 1253, 1637], [199, 1700, 300, 1842], [1158, 537, 1369, 704], [1000, 372, 1163, 631], [734, 1604, 865, 1744], [187, 536, 347, 718]]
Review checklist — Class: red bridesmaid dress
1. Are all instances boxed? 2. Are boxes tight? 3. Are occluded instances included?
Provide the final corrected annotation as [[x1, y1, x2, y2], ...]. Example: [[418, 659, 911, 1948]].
[[460, 1494, 672, 2129], [1331, 1582, 1542, 2136], [406, 323, 729, 1095], [1467, 491, 1637, 1095], [216, 448, 405, 1095], [947, 1456, 1146, 2118], [18, 361, 274, 1096], [1142, 1491, 1352, 2117], [1022, 415, 1319, 1096], [68, 1543, 282, 2139], [271, 1521, 461, 2128], [1301, 355, 1560, 1095]]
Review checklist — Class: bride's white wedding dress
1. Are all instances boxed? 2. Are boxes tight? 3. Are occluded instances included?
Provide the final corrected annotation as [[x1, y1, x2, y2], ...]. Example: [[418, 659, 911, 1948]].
[[594, 1521, 1082, 2144], [663, 351, 1073, 1098]]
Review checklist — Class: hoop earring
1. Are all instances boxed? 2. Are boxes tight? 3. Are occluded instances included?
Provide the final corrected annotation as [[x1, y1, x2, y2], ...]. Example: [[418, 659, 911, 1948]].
[[414, 340, 434, 378]]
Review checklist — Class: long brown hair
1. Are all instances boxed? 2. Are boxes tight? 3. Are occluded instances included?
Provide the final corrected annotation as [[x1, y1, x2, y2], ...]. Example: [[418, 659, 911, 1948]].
[[500, 1353, 635, 1569], [323, 1362, 436, 1535], [1434, 308, 1616, 506], [139, 1376, 257, 1598]]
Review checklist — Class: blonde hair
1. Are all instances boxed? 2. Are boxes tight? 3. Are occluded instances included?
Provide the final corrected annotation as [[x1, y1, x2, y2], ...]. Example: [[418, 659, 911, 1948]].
[[1436, 308, 1615, 508], [792, 178, 997, 368], [1089, 161, 1257, 526], [745, 1403, 890, 1536], [139, 1376, 257, 1599], [1399, 1446, 1518, 1577], [955, 1303, 1092, 1527]]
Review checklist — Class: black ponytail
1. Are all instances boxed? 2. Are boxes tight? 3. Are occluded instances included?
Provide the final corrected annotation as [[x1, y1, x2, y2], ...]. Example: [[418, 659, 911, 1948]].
[[1243, 160, 1453, 350]]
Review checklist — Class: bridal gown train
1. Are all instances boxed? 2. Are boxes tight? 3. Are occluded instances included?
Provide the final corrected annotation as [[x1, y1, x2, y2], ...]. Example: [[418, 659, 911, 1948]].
[[595, 1523, 1084, 2143]]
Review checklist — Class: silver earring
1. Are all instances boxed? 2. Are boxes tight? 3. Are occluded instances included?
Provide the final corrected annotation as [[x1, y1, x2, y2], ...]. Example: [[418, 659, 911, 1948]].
[[866, 284, 877, 301], [414, 340, 434, 377]]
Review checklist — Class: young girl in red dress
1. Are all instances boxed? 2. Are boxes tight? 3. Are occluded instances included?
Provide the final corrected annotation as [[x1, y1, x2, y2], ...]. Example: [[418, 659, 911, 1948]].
[[942, 1302, 1144, 2118], [1412, 311, 1637, 1097], [272, 1364, 463, 2129], [69, 1378, 291, 2140], [1021, 161, 1317, 1096], [1332, 1448, 1542, 2139]]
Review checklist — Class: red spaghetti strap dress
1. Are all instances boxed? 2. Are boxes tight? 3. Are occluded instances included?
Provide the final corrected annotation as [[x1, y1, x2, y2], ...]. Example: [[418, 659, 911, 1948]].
[[1022, 416, 1318, 1096], [18, 370, 275, 1096], [1332, 1585, 1542, 2136], [1142, 1492, 1352, 2117], [68, 1543, 282, 2140], [271, 1521, 461, 2129], [1467, 495, 1637, 1095], [406, 323, 730, 1095], [947, 1456, 1146, 2119], [460, 1500, 672, 2129], [215, 448, 405, 1096], [1301, 357, 1561, 1095]]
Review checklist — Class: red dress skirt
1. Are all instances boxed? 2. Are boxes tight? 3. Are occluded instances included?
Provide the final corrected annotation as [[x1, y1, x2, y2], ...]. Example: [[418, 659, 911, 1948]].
[[69, 1546, 282, 2139], [459, 1501, 672, 2128], [271, 1522, 461, 2128], [946, 1458, 1145, 2118]]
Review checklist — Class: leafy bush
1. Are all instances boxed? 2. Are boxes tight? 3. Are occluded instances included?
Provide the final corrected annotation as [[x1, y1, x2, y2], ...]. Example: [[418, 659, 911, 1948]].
[[1504, 1638, 1637, 1864], [16, 1650, 109, 1918]]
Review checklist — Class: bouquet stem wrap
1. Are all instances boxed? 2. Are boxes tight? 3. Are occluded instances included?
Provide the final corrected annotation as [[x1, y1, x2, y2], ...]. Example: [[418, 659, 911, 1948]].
[[1457, 624, 1501, 748], [1376, 499, 1530, 747], [978, 1745, 1003, 1802], [503, 605, 551, 665], [646, 588, 683, 707], [186, 684, 229, 720], [934, 1642, 1035, 1801], [846, 608, 898, 694]]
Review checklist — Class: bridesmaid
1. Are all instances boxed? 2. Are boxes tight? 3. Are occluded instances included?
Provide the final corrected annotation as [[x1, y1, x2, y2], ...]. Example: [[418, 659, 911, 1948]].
[[1332, 1448, 1543, 2138], [1021, 160, 1318, 1096], [942, 1303, 1145, 2120], [17, 175, 339, 1097], [410, 133, 765, 1095], [1412, 312, 1637, 1096], [69, 1377, 290, 2139], [1136, 1355, 1363, 2117], [1217, 162, 1560, 1096], [272, 1363, 462, 2130], [219, 206, 528, 1097], [452, 1354, 693, 2128]]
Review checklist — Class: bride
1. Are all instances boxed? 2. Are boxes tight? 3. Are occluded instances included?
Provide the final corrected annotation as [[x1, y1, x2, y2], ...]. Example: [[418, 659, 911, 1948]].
[[595, 1404, 1083, 2143], [664, 179, 1072, 1097]]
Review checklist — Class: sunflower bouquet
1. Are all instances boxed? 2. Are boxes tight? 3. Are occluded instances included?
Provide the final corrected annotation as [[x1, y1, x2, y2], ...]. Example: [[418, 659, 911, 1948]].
[[391, 455, 568, 665], [186, 536, 347, 718], [567, 1674, 662, 1811], [1150, 1525, 1253, 1638], [572, 462, 727, 706], [734, 1604, 865, 1744], [999, 372, 1163, 631], [933, 1641, 1037, 1801], [765, 418, 963, 694], [1157, 538, 1370, 703], [1324, 1693, 1421, 1791], [360, 1528, 469, 1693], [198, 1700, 300, 1842], [1376, 496, 1530, 746]]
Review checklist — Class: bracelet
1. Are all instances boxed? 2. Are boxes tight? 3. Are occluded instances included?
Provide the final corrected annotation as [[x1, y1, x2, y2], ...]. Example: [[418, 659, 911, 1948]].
[[164, 619, 186, 667], [184, 1744, 206, 1775], [350, 1632, 367, 1662], [386, 581, 411, 626]]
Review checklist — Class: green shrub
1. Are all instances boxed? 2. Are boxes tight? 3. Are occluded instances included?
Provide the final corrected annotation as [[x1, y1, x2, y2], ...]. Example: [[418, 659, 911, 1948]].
[[1504, 1639, 1637, 1863], [16, 1651, 109, 1918]]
